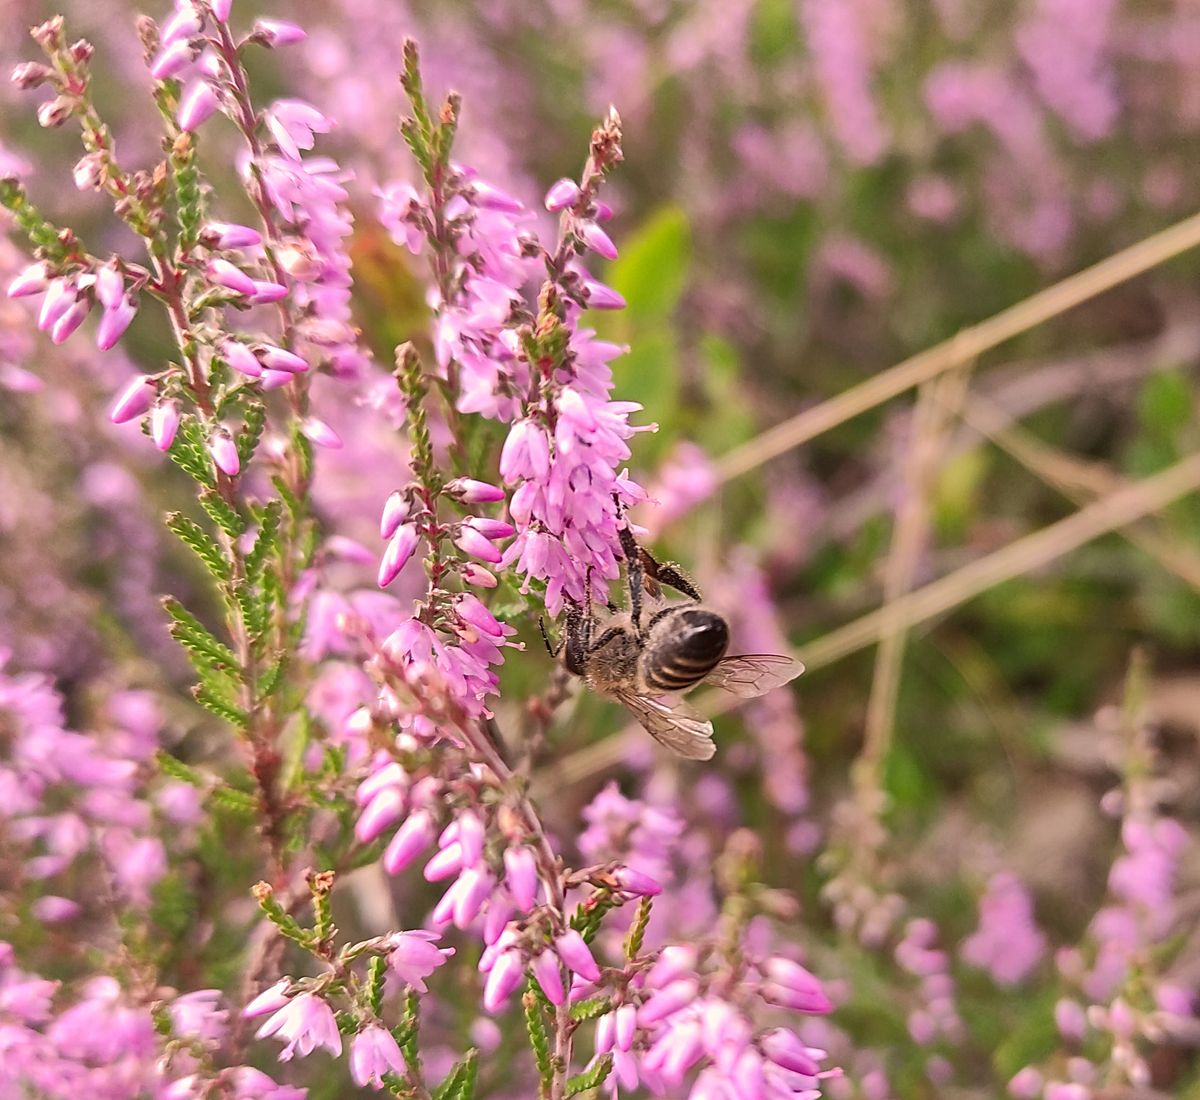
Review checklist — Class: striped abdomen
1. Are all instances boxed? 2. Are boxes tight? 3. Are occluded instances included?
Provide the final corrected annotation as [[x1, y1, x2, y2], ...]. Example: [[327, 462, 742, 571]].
[[641, 608, 730, 693]]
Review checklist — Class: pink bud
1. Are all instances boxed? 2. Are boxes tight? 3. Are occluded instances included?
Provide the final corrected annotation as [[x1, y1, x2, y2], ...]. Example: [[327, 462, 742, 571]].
[[149, 39, 193, 80], [160, 8, 201, 46], [483, 950, 524, 1013], [461, 563, 498, 588], [503, 847, 539, 910], [259, 369, 294, 391], [208, 432, 240, 476], [761, 1029, 820, 1076], [37, 278, 76, 331], [252, 18, 307, 46], [544, 178, 581, 212], [257, 344, 308, 373], [424, 842, 464, 883], [472, 181, 524, 213], [1008, 1067, 1044, 1099], [580, 221, 618, 260], [301, 417, 342, 449], [445, 477, 505, 503], [110, 377, 155, 424], [212, 0, 233, 21], [452, 867, 495, 928], [615, 866, 662, 897], [179, 81, 219, 131], [204, 222, 262, 249], [455, 594, 505, 639], [464, 517, 515, 541], [530, 950, 565, 1005], [454, 524, 503, 564], [8, 262, 48, 298], [151, 402, 181, 451], [596, 1012, 615, 1054], [96, 297, 137, 351], [594, 201, 614, 222], [456, 812, 485, 868], [356, 787, 407, 845], [94, 264, 124, 309], [615, 1004, 636, 1051], [555, 930, 601, 983], [207, 258, 257, 296], [242, 980, 290, 1018], [249, 280, 289, 304], [639, 979, 698, 1025], [583, 279, 625, 310], [380, 491, 411, 539], [383, 810, 435, 874], [49, 298, 89, 344], [378, 524, 419, 588], [221, 340, 263, 378]]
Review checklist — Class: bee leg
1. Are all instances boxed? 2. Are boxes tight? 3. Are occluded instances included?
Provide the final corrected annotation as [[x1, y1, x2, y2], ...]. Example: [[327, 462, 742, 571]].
[[617, 523, 647, 637], [561, 602, 588, 677], [538, 616, 562, 658], [640, 548, 702, 603]]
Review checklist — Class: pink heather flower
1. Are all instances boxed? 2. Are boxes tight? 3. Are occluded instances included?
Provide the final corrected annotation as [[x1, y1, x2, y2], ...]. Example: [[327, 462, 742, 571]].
[[454, 524, 504, 564], [151, 402, 181, 451], [204, 221, 262, 249], [301, 417, 342, 449], [37, 277, 76, 330], [382, 808, 436, 874], [447, 866, 496, 929], [8, 261, 48, 298], [499, 420, 551, 482], [351, 1025, 406, 1089], [581, 279, 625, 310], [207, 258, 257, 296], [380, 491, 411, 538], [471, 180, 524, 213], [221, 339, 263, 377], [110, 377, 155, 424], [580, 221, 618, 260], [258, 344, 308, 373], [544, 178, 581, 211], [530, 950, 565, 1005], [555, 930, 601, 983], [209, 432, 240, 477], [503, 846, 539, 910], [179, 81, 219, 131], [49, 298, 89, 344], [31, 895, 80, 922], [455, 594, 505, 641], [483, 949, 524, 1012], [424, 842, 465, 882], [265, 100, 332, 161], [961, 872, 1046, 986], [253, 18, 307, 47], [445, 477, 505, 503], [386, 930, 453, 993], [96, 297, 137, 351], [160, 8, 201, 46], [250, 280, 289, 304], [1009, 1066, 1045, 1098], [243, 980, 292, 1018], [94, 264, 124, 309], [256, 992, 342, 1061], [355, 786, 407, 844], [461, 563, 497, 588], [615, 866, 662, 897], [170, 989, 228, 1047], [149, 39, 194, 80], [463, 516, 514, 541], [615, 1004, 636, 1051], [212, 0, 233, 21], [378, 524, 420, 588], [639, 979, 699, 1025], [762, 957, 834, 1014], [761, 1028, 822, 1076]]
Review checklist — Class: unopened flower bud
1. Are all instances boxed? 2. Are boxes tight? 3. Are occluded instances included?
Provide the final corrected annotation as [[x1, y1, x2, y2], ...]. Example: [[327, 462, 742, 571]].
[[151, 401, 181, 451], [37, 96, 76, 129], [444, 477, 505, 503], [11, 62, 54, 90], [50, 298, 89, 344], [68, 39, 94, 63], [31, 17, 65, 51], [503, 847, 538, 910], [212, 0, 233, 21], [149, 39, 194, 80], [580, 221, 618, 260], [202, 221, 262, 249], [380, 490, 411, 539], [251, 18, 307, 46], [208, 432, 240, 476], [179, 80, 218, 131], [383, 809, 435, 874], [460, 563, 497, 588], [301, 417, 341, 449], [544, 178, 581, 211], [530, 950, 565, 1005], [454, 524, 503, 564], [378, 524, 419, 588], [482, 950, 523, 1013], [257, 344, 308, 373], [207, 258, 257, 296], [582, 279, 625, 310], [555, 930, 601, 983], [96, 297, 137, 350], [8, 262, 48, 298], [220, 339, 262, 378], [94, 264, 124, 309], [110, 376, 156, 424]]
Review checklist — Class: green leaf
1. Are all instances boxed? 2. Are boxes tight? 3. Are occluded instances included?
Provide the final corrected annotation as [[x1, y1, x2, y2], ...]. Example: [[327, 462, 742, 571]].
[[162, 597, 239, 672], [246, 500, 283, 580], [523, 989, 553, 1097], [209, 785, 258, 816], [258, 653, 287, 700], [394, 990, 422, 1077], [623, 896, 652, 960], [166, 511, 231, 581], [155, 750, 206, 787], [199, 489, 246, 539], [431, 1050, 477, 1100], [193, 683, 249, 729], [272, 475, 303, 521], [166, 420, 216, 487], [237, 399, 267, 465], [569, 996, 611, 1022], [564, 1054, 612, 1098], [1138, 369, 1192, 441]]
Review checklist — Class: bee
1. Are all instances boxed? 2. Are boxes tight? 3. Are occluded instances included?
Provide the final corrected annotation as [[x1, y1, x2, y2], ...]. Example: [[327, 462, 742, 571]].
[[542, 525, 803, 760]]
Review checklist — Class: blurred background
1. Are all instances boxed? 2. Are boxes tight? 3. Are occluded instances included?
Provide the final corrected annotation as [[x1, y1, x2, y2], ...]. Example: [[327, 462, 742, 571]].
[[3, 0, 1200, 1096]]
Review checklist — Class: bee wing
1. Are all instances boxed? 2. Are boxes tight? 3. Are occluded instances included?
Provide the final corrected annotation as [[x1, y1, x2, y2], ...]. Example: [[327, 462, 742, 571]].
[[704, 654, 805, 699], [615, 690, 716, 761]]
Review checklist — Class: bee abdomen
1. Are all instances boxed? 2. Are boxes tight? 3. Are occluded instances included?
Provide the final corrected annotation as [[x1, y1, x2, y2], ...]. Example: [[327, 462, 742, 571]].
[[643, 609, 729, 693]]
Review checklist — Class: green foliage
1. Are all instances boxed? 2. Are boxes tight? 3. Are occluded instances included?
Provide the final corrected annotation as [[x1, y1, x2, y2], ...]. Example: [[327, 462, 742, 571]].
[[564, 1054, 612, 1098], [165, 511, 231, 582], [198, 488, 246, 539], [568, 996, 611, 1022], [523, 989, 554, 1099], [431, 1050, 477, 1100], [161, 596, 239, 674], [623, 896, 652, 960]]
